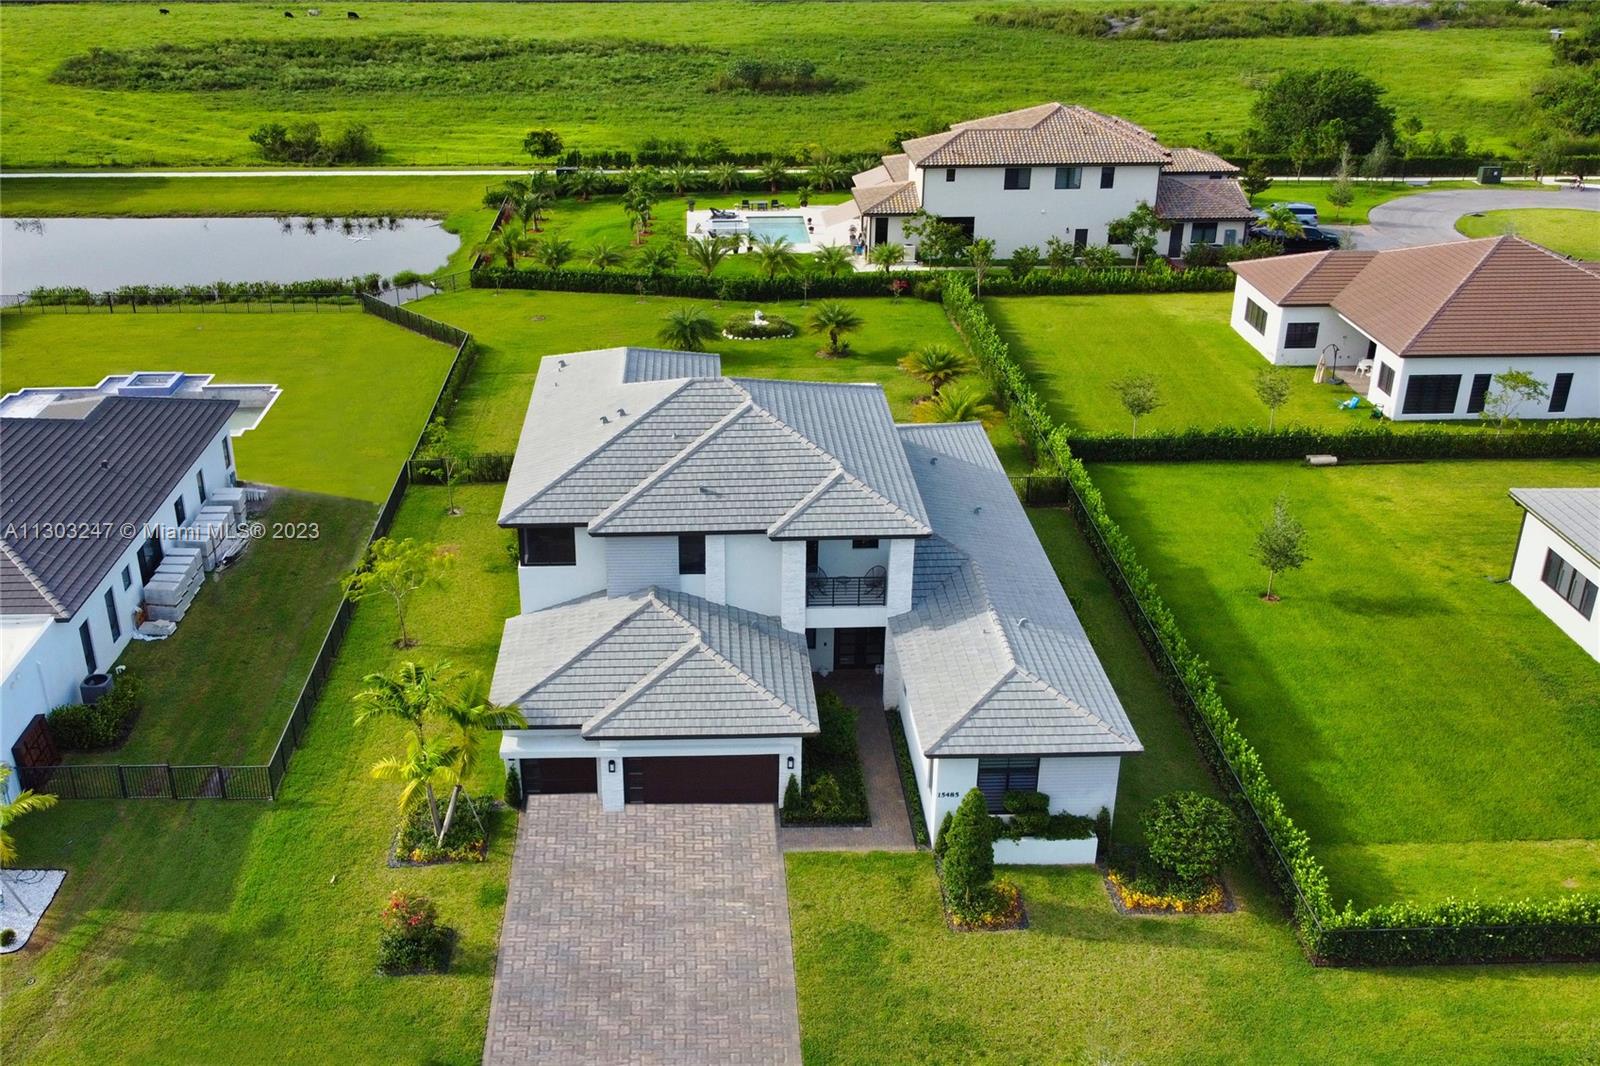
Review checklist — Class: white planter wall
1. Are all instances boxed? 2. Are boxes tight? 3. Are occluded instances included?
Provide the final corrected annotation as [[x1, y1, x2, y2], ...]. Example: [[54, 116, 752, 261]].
[[993, 835, 1098, 865]]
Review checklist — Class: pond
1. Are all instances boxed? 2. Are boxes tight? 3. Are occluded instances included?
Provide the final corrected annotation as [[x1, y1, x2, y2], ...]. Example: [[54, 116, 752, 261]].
[[0, 216, 460, 293]]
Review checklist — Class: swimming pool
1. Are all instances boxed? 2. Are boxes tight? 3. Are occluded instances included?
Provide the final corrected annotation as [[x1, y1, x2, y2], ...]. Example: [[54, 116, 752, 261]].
[[745, 214, 810, 246]]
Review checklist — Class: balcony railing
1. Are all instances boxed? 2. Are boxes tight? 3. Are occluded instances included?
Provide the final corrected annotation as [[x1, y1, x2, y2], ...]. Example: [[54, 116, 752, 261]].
[[806, 574, 887, 607]]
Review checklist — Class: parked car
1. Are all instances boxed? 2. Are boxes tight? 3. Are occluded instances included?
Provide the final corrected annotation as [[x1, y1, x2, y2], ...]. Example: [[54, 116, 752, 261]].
[[1261, 201, 1321, 227], [1248, 224, 1343, 253]]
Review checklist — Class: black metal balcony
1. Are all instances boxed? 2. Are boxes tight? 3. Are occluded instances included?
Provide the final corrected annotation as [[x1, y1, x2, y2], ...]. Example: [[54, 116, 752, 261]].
[[806, 570, 887, 607]]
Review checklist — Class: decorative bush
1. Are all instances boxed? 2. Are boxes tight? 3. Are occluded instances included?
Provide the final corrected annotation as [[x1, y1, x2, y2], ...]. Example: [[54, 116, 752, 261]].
[[781, 691, 869, 825], [884, 710, 931, 847], [504, 763, 522, 809], [377, 891, 448, 975], [722, 311, 796, 339], [0, 929, 15, 948], [941, 789, 997, 918], [395, 795, 491, 864], [1143, 791, 1239, 893], [933, 811, 953, 860], [1107, 868, 1227, 914], [782, 773, 803, 812], [1062, 422, 1600, 461], [47, 675, 143, 751]]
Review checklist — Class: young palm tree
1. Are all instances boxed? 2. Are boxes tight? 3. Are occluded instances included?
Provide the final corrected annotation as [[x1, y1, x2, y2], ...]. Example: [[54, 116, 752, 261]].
[[808, 300, 863, 357], [428, 670, 520, 841], [634, 241, 679, 276], [911, 382, 1000, 427], [898, 343, 975, 397], [562, 167, 604, 202], [684, 235, 732, 278], [806, 159, 848, 192], [756, 158, 789, 193], [658, 306, 720, 351], [514, 189, 553, 232], [533, 234, 575, 271], [664, 163, 699, 194], [812, 243, 853, 278], [752, 236, 798, 281], [371, 734, 460, 844], [707, 162, 740, 192], [0, 765, 57, 867], [355, 660, 449, 832], [1260, 204, 1305, 239], [475, 223, 531, 270], [585, 240, 625, 272], [866, 242, 905, 274]]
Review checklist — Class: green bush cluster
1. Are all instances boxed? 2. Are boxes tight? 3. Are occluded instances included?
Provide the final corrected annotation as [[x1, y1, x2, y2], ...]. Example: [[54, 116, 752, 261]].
[[781, 691, 869, 825], [1143, 790, 1239, 893], [1062, 422, 1600, 461], [249, 121, 381, 165], [941, 273, 1600, 964], [722, 312, 797, 339], [987, 791, 1099, 842], [712, 57, 845, 94], [408, 452, 515, 486], [970, 264, 1236, 297], [883, 711, 931, 847], [48, 675, 143, 751], [394, 794, 492, 864], [377, 891, 449, 975], [25, 276, 384, 306], [503, 764, 522, 810]]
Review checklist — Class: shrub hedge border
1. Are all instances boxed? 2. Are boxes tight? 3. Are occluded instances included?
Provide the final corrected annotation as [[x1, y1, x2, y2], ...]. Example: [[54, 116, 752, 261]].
[[941, 275, 1600, 965], [1064, 423, 1600, 462]]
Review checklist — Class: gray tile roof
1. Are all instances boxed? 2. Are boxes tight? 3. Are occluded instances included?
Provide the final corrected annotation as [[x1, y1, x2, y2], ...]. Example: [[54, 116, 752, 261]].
[[500, 350, 930, 538], [903, 103, 1170, 168], [890, 423, 1142, 757], [624, 348, 722, 382], [490, 590, 818, 738], [0, 396, 236, 618], [1153, 173, 1254, 221], [1511, 488, 1600, 566]]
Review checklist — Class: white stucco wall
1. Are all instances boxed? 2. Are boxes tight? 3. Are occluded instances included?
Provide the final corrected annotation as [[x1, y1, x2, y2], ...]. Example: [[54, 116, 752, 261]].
[[723, 534, 783, 618], [886, 538, 915, 618], [916, 163, 1164, 257], [807, 627, 835, 673], [1510, 513, 1600, 661], [1038, 756, 1121, 819], [517, 529, 607, 613], [814, 538, 888, 577], [1386, 354, 1599, 422], [606, 535, 679, 597], [1229, 279, 1367, 368], [779, 539, 807, 633]]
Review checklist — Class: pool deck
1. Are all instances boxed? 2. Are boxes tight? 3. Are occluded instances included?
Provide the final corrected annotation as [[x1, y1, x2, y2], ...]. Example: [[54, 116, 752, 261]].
[[686, 202, 858, 256]]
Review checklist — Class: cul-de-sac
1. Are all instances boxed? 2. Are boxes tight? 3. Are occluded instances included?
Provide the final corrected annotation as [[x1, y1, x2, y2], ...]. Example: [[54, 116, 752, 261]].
[[1, 3, 1597, 1063]]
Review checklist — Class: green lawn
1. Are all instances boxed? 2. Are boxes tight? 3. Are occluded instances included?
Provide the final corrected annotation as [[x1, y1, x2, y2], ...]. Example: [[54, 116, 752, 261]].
[[0, 310, 457, 501], [0, 3, 1552, 167], [1247, 179, 1548, 226], [94, 491, 375, 766], [1089, 459, 1600, 907], [1456, 208, 1600, 260], [417, 288, 1031, 471], [0, 484, 519, 1066], [788, 854, 1600, 1065]]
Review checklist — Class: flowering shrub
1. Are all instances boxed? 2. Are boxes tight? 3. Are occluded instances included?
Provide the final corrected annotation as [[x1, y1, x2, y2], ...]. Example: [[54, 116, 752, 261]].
[[377, 891, 448, 974], [1108, 871, 1226, 914], [394, 794, 491, 864], [949, 878, 1025, 931]]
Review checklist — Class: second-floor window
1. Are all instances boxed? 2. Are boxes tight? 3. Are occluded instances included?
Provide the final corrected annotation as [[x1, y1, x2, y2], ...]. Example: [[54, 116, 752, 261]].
[[851, 538, 879, 550], [1100, 166, 1116, 188], [519, 526, 577, 567], [1054, 166, 1081, 189], [678, 534, 706, 576], [174, 494, 187, 526], [945, 168, 956, 182], [1003, 167, 1031, 190]]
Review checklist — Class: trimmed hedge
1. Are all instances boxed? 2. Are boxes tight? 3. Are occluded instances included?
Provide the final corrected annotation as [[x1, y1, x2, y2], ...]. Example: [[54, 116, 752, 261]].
[[941, 274, 1600, 965], [48, 676, 143, 751], [24, 277, 383, 305], [1064, 423, 1600, 463], [978, 264, 1234, 296]]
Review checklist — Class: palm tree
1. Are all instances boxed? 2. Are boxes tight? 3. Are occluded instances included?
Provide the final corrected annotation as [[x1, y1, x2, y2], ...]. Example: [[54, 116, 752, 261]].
[[622, 189, 657, 244], [533, 234, 575, 271], [807, 159, 848, 192], [354, 660, 449, 832], [664, 163, 699, 194], [562, 167, 604, 202], [707, 162, 739, 192], [684, 235, 732, 278], [514, 188, 553, 232], [912, 382, 1000, 426], [898, 343, 975, 397], [427, 670, 520, 841], [866, 242, 905, 274], [0, 765, 56, 867], [658, 306, 720, 351], [371, 734, 460, 844], [752, 236, 798, 280], [475, 223, 531, 270], [1260, 204, 1305, 239], [756, 158, 789, 193], [634, 241, 679, 276], [813, 243, 852, 278], [585, 240, 625, 272], [809, 300, 862, 357]]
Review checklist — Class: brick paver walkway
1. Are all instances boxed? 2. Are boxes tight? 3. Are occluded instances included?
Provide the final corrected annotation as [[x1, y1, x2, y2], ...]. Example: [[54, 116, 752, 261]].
[[780, 671, 917, 852], [484, 796, 802, 1066]]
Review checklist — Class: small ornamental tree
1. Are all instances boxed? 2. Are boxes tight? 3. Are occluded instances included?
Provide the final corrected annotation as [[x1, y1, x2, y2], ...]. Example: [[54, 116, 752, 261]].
[[522, 128, 564, 161], [1254, 494, 1310, 601], [1142, 791, 1239, 894], [1107, 202, 1162, 267], [1327, 145, 1356, 221], [343, 538, 449, 648], [964, 238, 997, 296], [933, 811, 954, 860], [504, 763, 523, 809], [941, 789, 996, 917], [1008, 244, 1042, 278], [898, 343, 974, 397], [420, 417, 467, 515], [1043, 235, 1074, 273], [782, 774, 803, 813], [1480, 369, 1549, 432], [1360, 135, 1392, 184], [1260, 204, 1305, 239], [1252, 367, 1294, 431], [1239, 158, 1273, 198], [658, 305, 719, 351], [1110, 373, 1164, 437], [808, 300, 862, 356]]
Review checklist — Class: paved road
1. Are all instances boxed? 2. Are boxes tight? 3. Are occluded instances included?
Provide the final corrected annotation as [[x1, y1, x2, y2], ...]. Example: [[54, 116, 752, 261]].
[[1342, 186, 1599, 250], [485, 796, 802, 1066]]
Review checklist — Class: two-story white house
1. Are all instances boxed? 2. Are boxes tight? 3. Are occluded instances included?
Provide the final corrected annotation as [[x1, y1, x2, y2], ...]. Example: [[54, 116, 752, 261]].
[[491, 348, 1142, 839], [1228, 236, 1600, 420], [851, 102, 1252, 260]]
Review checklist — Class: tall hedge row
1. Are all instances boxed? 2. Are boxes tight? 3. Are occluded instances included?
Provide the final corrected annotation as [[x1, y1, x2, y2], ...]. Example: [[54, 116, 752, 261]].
[[942, 275, 1600, 965], [1064, 423, 1600, 462]]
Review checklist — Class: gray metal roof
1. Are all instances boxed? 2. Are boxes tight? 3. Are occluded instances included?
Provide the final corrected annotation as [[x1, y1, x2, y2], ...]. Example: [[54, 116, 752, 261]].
[[499, 349, 930, 538], [490, 589, 818, 739], [890, 423, 1142, 758], [0, 396, 236, 618], [1511, 487, 1600, 566]]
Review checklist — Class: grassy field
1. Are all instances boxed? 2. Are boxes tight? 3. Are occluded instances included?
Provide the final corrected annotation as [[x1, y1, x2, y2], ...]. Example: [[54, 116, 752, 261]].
[[416, 288, 1031, 471], [788, 853, 1600, 1065], [0, 310, 457, 501], [1089, 459, 1600, 907], [0, 3, 1553, 168], [1457, 208, 1600, 259], [0, 484, 519, 1066]]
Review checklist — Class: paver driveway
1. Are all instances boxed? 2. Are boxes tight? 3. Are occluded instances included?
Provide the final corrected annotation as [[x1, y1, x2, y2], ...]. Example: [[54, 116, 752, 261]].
[[484, 795, 802, 1066]]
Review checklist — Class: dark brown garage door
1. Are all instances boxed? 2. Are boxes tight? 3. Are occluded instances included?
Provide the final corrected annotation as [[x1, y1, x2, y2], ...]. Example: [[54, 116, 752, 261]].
[[623, 755, 778, 804], [520, 757, 598, 796]]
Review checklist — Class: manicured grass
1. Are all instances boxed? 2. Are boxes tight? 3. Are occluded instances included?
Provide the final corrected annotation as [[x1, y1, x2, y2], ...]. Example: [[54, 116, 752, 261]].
[[988, 293, 1377, 434], [1247, 178, 1537, 225], [787, 853, 1600, 1065], [92, 491, 375, 766], [0, 484, 518, 1066], [0, 310, 457, 501], [1089, 459, 1600, 907], [417, 288, 1031, 471], [1456, 208, 1600, 260], [0, 3, 1552, 167]]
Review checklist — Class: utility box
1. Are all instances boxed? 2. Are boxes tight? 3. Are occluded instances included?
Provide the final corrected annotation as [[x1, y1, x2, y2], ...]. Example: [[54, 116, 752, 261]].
[[1477, 165, 1503, 185]]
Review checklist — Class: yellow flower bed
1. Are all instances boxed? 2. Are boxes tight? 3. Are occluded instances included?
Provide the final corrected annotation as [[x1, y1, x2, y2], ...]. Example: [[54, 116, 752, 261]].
[[1107, 871, 1225, 914]]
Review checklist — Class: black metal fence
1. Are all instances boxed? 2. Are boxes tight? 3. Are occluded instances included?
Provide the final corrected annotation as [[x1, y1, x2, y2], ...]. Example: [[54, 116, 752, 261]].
[[20, 762, 272, 800]]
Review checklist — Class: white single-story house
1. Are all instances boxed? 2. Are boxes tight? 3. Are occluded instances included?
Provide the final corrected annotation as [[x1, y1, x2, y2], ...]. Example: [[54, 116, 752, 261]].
[[1508, 488, 1599, 661], [490, 347, 1141, 842], [851, 102, 1253, 259], [1228, 237, 1600, 420], [0, 373, 279, 798]]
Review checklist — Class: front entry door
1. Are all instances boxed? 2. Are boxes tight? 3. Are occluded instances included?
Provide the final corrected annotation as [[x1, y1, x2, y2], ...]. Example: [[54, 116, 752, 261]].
[[1167, 223, 1184, 257], [834, 627, 885, 668], [873, 216, 889, 244]]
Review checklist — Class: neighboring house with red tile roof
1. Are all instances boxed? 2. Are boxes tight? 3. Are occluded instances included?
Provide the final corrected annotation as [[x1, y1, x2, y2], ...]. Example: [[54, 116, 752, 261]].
[[849, 102, 1252, 259], [1228, 237, 1600, 420]]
